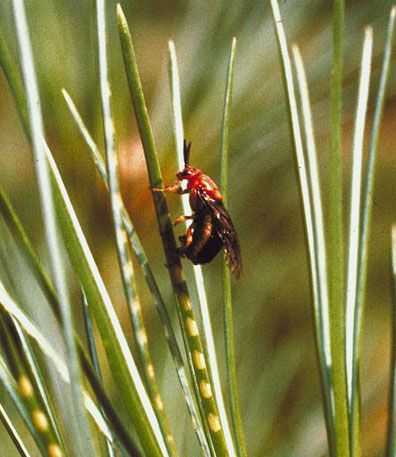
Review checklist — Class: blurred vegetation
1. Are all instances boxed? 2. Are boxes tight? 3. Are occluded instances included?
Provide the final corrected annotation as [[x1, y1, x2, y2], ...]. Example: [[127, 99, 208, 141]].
[[0, 0, 395, 455]]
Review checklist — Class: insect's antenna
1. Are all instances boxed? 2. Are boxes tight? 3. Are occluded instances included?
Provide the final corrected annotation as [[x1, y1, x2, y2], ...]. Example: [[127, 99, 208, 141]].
[[183, 139, 192, 167]]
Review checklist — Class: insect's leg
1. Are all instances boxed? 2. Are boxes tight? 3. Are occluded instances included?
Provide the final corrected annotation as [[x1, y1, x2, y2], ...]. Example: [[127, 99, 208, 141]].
[[173, 215, 193, 226], [178, 235, 187, 258], [178, 224, 194, 256], [151, 182, 188, 194], [184, 225, 194, 248], [156, 184, 180, 193], [165, 223, 194, 269]]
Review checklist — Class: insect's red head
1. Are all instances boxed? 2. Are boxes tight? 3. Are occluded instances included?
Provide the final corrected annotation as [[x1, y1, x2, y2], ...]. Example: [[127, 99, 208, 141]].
[[176, 166, 200, 181]]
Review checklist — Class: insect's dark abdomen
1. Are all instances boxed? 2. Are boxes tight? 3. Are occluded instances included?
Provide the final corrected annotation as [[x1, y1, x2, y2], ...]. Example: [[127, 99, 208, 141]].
[[190, 232, 223, 264], [181, 210, 223, 264]]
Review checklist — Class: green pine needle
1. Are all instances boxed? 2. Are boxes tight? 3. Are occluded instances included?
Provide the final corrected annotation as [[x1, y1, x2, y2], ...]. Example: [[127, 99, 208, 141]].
[[0, 402, 32, 457], [167, 38, 236, 456], [10, 0, 94, 453], [220, 37, 247, 457], [96, 0, 175, 454]]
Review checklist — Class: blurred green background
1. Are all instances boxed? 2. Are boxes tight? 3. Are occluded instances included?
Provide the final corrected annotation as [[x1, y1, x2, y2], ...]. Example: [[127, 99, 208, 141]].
[[0, 0, 395, 455]]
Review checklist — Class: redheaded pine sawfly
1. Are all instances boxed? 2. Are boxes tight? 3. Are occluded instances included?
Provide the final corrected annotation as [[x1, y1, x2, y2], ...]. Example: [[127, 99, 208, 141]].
[[159, 140, 242, 278]]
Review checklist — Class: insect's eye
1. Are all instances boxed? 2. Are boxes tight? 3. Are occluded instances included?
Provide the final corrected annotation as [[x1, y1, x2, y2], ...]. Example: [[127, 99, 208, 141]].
[[181, 170, 190, 177]]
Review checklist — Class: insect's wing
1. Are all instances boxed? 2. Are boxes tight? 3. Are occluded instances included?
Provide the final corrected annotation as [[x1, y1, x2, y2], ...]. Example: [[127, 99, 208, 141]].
[[197, 188, 243, 278], [213, 205, 243, 278]]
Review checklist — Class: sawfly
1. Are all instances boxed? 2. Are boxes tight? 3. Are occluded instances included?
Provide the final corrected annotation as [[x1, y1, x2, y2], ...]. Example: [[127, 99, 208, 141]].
[[155, 140, 242, 278]]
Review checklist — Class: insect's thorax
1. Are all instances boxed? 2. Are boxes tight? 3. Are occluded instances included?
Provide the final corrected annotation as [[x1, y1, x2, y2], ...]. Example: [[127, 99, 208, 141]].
[[187, 173, 223, 212]]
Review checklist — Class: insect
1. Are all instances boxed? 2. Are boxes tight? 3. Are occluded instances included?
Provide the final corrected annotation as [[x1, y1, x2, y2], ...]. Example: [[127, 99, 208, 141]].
[[157, 140, 242, 278]]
